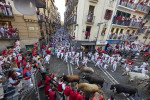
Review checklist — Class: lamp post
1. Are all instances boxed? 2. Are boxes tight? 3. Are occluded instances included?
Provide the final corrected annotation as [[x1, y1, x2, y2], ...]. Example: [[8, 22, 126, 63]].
[[95, 22, 103, 49]]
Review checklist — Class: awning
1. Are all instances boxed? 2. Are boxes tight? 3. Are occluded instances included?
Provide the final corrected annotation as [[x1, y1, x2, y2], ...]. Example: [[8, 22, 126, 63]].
[[107, 40, 122, 44]]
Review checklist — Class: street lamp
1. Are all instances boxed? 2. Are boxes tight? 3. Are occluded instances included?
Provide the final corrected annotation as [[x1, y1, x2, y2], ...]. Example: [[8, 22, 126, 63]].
[[95, 22, 104, 49]]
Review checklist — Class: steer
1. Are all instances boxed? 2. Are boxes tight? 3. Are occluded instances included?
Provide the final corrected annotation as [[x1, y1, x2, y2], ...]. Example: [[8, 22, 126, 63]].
[[76, 83, 106, 99], [82, 74, 105, 88], [122, 72, 150, 84], [76, 66, 94, 74], [110, 84, 139, 97]]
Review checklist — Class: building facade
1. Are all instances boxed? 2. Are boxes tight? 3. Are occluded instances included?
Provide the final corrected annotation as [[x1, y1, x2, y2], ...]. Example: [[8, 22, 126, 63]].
[[64, 0, 150, 51], [0, 0, 60, 51]]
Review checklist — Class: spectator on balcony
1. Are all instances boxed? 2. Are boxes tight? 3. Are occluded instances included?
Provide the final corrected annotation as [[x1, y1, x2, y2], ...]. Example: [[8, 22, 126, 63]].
[[112, 15, 117, 24], [135, 17, 140, 27], [139, 18, 144, 28], [137, 0, 143, 10], [121, 16, 125, 25], [109, 32, 113, 39], [143, 0, 149, 11], [0, 26, 5, 38], [113, 32, 117, 39], [87, 12, 93, 22], [130, 17, 135, 26], [118, 32, 123, 40], [128, 0, 133, 8], [85, 31, 90, 39], [123, 32, 128, 40], [126, 18, 130, 26], [121, 0, 126, 6], [116, 16, 122, 25]]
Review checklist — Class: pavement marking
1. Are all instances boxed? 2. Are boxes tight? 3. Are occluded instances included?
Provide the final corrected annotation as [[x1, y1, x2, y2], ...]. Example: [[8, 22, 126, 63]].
[[70, 63, 74, 75], [67, 63, 70, 75], [99, 67, 134, 100]]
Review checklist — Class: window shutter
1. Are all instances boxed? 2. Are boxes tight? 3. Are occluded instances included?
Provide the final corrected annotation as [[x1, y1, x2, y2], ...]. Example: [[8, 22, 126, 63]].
[[109, 10, 113, 20], [104, 10, 108, 20]]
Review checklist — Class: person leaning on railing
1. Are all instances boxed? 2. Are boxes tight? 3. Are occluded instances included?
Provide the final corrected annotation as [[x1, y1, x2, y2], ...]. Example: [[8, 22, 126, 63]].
[[0, 73, 7, 99]]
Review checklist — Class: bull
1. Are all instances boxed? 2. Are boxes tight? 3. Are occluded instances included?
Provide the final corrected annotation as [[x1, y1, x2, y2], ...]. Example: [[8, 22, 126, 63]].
[[60, 75, 80, 83], [110, 84, 139, 97], [122, 72, 150, 84], [76, 66, 94, 74], [76, 83, 106, 99], [82, 74, 105, 88]]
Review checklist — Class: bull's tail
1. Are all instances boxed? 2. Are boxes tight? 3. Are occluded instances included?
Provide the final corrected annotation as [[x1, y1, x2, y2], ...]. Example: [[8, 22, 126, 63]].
[[136, 89, 140, 97]]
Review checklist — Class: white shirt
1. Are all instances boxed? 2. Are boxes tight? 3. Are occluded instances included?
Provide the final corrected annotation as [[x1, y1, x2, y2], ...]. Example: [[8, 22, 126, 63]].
[[134, 66, 139, 72], [141, 68, 148, 74]]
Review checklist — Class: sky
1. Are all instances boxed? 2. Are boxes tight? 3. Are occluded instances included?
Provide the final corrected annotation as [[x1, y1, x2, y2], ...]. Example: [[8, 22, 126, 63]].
[[54, 0, 65, 22]]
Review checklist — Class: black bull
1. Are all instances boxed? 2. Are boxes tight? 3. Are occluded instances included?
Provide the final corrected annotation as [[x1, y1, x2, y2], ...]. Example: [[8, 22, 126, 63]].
[[82, 74, 107, 88], [110, 84, 140, 97]]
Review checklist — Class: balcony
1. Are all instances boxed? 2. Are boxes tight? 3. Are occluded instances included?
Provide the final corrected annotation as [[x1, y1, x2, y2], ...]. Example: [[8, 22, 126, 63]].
[[118, 0, 135, 11], [0, 4, 14, 18], [89, 0, 98, 3], [137, 28, 147, 34], [86, 14, 95, 25], [109, 34, 138, 41], [134, 4, 149, 14], [112, 16, 130, 27], [112, 16, 143, 28], [0, 28, 19, 40], [118, 0, 149, 14], [36, 0, 46, 8]]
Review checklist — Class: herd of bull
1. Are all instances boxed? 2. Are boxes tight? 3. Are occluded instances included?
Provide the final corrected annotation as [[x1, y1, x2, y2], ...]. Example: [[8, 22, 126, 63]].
[[56, 65, 150, 99]]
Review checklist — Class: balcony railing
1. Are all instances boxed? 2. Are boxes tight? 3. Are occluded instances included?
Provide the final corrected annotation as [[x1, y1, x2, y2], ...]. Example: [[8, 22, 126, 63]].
[[137, 28, 147, 34], [109, 34, 138, 41], [118, 0, 136, 10], [112, 16, 143, 28], [0, 4, 13, 18], [0, 28, 19, 40], [89, 0, 98, 3], [112, 16, 130, 26], [86, 14, 95, 25], [135, 4, 150, 13], [118, 0, 149, 13]]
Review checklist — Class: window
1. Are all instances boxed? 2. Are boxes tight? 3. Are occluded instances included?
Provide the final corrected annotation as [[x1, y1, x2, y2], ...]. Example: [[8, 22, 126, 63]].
[[104, 9, 113, 20], [88, 5, 95, 14], [116, 10, 131, 18]]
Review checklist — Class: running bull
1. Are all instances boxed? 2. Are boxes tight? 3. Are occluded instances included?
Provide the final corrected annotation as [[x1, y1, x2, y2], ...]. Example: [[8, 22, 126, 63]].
[[82, 74, 106, 88], [110, 84, 139, 97]]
